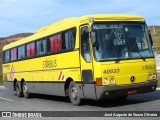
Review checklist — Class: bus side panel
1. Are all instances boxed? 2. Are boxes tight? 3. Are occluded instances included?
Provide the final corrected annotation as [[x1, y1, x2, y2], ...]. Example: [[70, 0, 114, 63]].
[[3, 81, 14, 91], [2, 50, 82, 97], [27, 82, 65, 96]]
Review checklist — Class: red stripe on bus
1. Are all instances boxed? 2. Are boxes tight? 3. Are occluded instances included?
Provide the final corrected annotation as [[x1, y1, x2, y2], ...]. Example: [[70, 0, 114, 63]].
[[58, 71, 62, 80]]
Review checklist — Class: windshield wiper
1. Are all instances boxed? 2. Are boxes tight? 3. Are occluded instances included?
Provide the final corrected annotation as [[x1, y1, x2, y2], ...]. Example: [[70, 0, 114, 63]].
[[129, 42, 146, 61], [137, 52, 146, 61], [114, 47, 121, 63]]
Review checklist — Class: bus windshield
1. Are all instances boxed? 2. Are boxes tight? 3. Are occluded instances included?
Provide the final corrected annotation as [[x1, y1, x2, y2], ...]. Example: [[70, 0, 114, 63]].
[[92, 23, 154, 61]]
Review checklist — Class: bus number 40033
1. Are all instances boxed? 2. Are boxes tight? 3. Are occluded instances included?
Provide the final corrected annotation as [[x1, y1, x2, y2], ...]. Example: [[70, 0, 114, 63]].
[[103, 69, 120, 74]]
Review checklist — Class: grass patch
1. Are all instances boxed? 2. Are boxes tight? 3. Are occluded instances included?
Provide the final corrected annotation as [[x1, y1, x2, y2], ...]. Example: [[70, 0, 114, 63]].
[[0, 75, 3, 85]]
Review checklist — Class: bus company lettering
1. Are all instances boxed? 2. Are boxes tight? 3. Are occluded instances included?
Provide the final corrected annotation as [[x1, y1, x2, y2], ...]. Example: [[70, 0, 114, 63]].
[[43, 59, 57, 69], [142, 64, 155, 70]]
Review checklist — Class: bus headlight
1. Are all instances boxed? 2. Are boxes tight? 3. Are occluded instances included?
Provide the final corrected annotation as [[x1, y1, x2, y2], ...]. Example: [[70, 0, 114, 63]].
[[148, 73, 157, 80], [103, 78, 108, 85], [152, 73, 157, 79], [109, 78, 115, 84], [148, 74, 152, 80]]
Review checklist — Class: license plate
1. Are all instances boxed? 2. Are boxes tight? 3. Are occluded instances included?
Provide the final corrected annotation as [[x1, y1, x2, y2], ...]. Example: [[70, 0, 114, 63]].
[[127, 89, 137, 95]]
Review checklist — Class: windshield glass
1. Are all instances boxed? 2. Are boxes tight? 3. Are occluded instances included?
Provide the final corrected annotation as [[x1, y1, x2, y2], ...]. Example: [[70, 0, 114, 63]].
[[92, 23, 154, 61]]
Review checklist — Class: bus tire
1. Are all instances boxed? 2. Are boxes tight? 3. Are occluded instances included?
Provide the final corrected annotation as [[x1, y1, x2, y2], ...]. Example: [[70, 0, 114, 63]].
[[15, 82, 22, 97], [22, 81, 31, 98], [69, 81, 81, 106]]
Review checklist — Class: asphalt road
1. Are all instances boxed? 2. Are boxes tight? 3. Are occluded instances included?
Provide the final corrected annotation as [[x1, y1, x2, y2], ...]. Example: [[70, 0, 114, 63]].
[[0, 86, 160, 119]]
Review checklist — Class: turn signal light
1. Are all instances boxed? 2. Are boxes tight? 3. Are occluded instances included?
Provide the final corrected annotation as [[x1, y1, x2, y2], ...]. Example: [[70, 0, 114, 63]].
[[96, 78, 102, 86]]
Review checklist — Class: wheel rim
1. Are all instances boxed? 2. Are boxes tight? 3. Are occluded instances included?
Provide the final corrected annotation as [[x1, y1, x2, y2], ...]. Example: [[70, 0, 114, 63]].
[[71, 85, 78, 100], [16, 84, 19, 95], [23, 83, 28, 96]]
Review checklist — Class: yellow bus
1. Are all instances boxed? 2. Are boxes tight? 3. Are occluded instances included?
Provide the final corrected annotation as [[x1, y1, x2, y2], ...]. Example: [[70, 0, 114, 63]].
[[2, 14, 158, 105]]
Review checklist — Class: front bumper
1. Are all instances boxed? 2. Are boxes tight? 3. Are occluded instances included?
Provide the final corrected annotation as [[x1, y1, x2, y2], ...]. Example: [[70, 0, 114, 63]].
[[96, 80, 158, 99]]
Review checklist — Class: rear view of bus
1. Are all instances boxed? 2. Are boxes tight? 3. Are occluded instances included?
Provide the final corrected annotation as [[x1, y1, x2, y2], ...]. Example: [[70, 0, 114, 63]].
[[81, 15, 157, 102]]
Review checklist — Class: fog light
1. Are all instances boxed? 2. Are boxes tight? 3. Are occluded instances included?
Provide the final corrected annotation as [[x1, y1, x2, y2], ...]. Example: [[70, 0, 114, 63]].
[[151, 86, 155, 90], [105, 92, 109, 95], [109, 78, 114, 84]]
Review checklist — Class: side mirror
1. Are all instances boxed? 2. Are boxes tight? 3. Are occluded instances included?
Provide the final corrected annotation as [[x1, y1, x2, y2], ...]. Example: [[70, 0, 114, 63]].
[[148, 30, 153, 46]]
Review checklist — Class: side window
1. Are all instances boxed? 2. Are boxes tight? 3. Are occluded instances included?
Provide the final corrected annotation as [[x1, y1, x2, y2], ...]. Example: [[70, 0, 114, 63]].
[[62, 28, 76, 50], [81, 26, 91, 62], [36, 39, 47, 55], [26, 42, 35, 57], [41, 39, 47, 54], [49, 34, 61, 53], [4, 50, 10, 62], [30, 42, 35, 56], [11, 48, 17, 61], [26, 43, 31, 57], [36, 40, 41, 55], [18, 45, 25, 59]]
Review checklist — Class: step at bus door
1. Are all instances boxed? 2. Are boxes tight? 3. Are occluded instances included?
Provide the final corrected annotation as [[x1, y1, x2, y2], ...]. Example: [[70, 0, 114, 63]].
[[80, 25, 97, 100]]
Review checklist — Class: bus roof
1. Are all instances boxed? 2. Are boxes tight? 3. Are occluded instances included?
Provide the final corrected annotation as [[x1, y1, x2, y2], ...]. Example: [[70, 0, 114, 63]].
[[3, 14, 145, 51]]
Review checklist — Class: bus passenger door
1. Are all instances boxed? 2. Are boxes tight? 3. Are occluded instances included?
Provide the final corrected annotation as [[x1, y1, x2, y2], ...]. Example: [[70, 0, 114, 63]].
[[80, 26, 97, 99]]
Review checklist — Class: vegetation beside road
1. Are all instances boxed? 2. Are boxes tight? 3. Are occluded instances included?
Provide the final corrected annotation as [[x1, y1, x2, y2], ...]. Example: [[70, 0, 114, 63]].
[[0, 75, 3, 85], [158, 76, 160, 88]]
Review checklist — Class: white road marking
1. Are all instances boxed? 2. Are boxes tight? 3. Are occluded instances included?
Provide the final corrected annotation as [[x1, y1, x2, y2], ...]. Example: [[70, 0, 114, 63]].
[[0, 97, 13, 101]]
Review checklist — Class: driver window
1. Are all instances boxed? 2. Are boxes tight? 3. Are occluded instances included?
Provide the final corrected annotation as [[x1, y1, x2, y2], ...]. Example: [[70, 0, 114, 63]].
[[81, 26, 91, 62]]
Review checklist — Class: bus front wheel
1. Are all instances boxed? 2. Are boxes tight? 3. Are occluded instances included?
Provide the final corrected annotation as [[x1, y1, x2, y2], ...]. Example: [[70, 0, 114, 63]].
[[69, 81, 81, 106], [22, 81, 31, 98]]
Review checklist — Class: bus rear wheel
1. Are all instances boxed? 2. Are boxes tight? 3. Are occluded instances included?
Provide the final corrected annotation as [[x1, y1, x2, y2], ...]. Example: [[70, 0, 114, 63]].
[[69, 81, 81, 106], [15, 82, 22, 97], [22, 81, 31, 98]]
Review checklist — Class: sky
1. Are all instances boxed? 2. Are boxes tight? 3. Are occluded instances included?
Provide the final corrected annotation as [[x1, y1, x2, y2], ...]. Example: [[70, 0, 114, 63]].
[[0, 0, 160, 37]]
